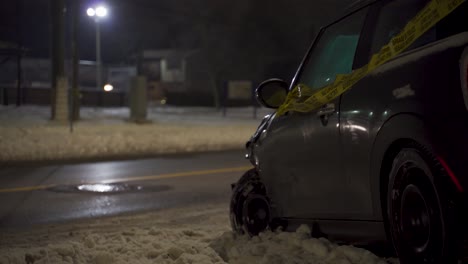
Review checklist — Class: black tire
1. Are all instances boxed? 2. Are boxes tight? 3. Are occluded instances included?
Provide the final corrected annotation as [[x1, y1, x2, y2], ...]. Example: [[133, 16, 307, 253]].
[[387, 148, 460, 264], [230, 169, 271, 236]]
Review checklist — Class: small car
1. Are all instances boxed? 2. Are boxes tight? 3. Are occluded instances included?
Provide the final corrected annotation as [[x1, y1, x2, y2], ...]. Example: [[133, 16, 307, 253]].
[[229, 0, 468, 263]]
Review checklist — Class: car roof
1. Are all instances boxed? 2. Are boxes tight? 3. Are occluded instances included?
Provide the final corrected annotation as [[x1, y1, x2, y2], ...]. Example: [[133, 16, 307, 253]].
[[345, 0, 377, 12], [320, 0, 379, 30]]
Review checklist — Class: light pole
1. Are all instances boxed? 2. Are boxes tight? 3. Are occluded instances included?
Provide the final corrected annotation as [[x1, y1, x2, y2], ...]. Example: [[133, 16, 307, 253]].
[[86, 6, 107, 92]]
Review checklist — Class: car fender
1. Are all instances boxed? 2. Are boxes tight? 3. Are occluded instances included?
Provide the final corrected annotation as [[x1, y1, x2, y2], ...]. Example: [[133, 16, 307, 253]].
[[369, 113, 433, 220]]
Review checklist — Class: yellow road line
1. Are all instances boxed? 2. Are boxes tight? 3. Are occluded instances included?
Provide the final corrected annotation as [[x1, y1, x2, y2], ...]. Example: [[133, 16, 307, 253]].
[[0, 166, 252, 193], [0, 184, 58, 193], [100, 166, 252, 184]]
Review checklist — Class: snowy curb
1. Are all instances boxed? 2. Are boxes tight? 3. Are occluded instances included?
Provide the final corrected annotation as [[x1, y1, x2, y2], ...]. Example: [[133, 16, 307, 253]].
[[0, 123, 257, 162], [0, 105, 266, 162]]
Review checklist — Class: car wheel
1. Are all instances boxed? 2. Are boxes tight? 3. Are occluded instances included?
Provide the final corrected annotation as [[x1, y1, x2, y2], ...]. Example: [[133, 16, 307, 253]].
[[387, 148, 459, 264], [230, 169, 270, 236]]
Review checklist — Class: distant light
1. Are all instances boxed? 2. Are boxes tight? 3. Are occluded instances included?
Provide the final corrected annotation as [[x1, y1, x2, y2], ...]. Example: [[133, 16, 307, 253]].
[[160, 98, 167, 105], [86, 8, 96, 17], [103, 84, 113, 92], [95, 6, 108, 17]]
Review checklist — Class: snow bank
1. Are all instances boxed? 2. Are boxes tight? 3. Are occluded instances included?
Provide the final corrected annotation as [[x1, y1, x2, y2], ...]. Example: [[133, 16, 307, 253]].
[[0, 123, 257, 162], [0, 227, 226, 264], [0, 203, 397, 264], [212, 227, 396, 264], [0, 204, 230, 264], [0, 106, 267, 162]]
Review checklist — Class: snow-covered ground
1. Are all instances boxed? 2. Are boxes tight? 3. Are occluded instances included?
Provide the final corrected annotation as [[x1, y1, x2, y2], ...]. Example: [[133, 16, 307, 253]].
[[0, 203, 397, 264], [0, 105, 271, 162], [0, 105, 399, 264]]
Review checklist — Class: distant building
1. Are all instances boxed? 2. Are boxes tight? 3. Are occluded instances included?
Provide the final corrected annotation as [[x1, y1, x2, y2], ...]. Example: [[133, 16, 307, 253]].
[[0, 57, 136, 106], [0, 48, 265, 107], [107, 66, 137, 92], [137, 49, 215, 105]]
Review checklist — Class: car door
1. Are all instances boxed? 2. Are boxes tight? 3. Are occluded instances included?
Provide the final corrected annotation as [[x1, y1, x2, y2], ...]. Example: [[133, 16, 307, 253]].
[[339, 0, 437, 220], [257, 7, 369, 219]]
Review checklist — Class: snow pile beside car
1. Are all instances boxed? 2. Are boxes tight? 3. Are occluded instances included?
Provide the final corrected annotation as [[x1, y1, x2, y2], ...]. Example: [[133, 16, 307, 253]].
[[212, 226, 394, 264], [0, 204, 396, 264]]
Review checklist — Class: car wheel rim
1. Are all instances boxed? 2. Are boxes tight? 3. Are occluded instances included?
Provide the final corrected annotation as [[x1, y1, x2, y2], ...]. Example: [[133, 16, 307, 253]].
[[400, 184, 431, 252], [243, 195, 270, 236], [391, 164, 443, 262]]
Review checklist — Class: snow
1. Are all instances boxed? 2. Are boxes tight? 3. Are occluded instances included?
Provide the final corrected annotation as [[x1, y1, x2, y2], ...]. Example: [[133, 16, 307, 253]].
[[211, 227, 396, 264], [0, 204, 228, 264], [0, 106, 271, 162], [0, 203, 397, 264], [370, 32, 468, 75], [0, 106, 399, 264]]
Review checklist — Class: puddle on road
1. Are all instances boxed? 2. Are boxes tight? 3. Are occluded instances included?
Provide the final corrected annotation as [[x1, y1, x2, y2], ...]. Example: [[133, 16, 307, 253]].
[[48, 183, 172, 194], [77, 183, 134, 193]]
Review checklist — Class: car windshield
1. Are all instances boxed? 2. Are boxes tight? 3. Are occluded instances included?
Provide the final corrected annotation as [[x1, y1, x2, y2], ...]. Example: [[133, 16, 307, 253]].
[[308, 34, 360, 88], [296, 7, 367, 90]]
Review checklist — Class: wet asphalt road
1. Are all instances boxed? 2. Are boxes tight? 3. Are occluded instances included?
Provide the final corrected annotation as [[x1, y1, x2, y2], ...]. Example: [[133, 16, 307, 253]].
[[0, 150, 250, 229]]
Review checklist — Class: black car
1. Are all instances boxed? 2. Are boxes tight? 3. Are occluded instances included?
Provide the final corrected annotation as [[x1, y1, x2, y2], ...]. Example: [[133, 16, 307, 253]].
[[229, 0, 468, 263]]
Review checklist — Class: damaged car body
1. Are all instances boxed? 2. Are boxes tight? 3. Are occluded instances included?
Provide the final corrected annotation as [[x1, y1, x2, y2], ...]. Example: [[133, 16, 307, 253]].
[[230, 0, 468, 263]]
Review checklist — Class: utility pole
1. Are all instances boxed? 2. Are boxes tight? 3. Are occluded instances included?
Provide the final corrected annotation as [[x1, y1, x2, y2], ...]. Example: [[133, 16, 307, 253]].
[[71, 0, 80, 120], [96, 20, 102, 92], [50, 0, 68, 123], [86, 5, 107, 106], [16, 0, 22, 107], [96, 20, 103, 106]]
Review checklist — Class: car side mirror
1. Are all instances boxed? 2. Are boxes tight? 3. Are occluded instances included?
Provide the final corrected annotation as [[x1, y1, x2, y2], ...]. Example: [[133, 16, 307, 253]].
[[255, 79, 289, 109]]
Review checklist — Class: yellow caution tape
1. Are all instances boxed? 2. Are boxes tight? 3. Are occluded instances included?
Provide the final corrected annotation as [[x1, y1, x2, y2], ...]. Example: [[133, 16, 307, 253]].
[[277, 0, 466, 116]]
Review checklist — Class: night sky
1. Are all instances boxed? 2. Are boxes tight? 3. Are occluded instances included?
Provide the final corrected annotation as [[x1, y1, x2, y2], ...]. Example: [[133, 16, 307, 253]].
[[1, 0, 350, 64]]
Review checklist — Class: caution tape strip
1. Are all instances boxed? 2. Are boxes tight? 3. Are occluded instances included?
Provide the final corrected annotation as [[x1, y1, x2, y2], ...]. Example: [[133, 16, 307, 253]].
[[277, 0, 466, 116]]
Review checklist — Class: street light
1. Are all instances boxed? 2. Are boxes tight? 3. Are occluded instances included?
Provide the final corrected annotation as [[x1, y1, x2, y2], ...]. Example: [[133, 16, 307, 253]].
[[103, 83, 113, 92], [87, 5, 108, 93], [86, 8, 96, 17], [95, 7, 108, 17]]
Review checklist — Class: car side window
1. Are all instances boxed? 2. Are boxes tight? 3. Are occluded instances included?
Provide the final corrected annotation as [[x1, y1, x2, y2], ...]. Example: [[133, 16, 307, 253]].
[[368, 0, 436, 59], [436, 2, 468, 40], [297, 8, 368, 90]]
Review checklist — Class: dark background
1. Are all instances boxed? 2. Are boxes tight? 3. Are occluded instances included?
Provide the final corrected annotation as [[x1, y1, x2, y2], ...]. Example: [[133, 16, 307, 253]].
[[0, 0, 350, 71], [0, 0, 353, 107]]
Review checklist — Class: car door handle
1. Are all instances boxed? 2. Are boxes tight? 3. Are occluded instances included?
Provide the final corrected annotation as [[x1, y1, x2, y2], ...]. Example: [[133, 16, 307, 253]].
[[317, 103, 335, 117]]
